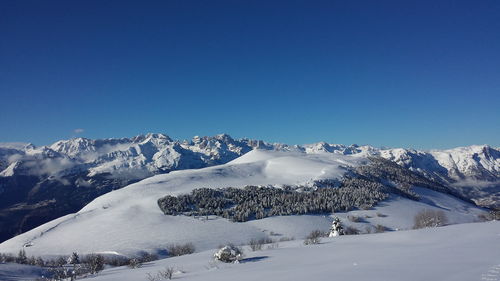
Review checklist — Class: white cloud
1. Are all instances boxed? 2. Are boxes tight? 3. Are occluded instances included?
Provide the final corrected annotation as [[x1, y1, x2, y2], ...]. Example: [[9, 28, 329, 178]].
[[74, 128, 85, 134]]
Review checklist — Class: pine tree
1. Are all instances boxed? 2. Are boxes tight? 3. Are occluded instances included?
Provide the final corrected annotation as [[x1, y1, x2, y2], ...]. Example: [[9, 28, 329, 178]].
[[329, 217, 344, 237], [17, 249, 28, 264], [68, 252, 80, 265], [68, 252, 80, 281]]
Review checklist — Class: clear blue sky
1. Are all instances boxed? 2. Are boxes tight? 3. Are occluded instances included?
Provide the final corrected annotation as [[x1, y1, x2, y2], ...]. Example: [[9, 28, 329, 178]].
[[1, 0, 499, 149]]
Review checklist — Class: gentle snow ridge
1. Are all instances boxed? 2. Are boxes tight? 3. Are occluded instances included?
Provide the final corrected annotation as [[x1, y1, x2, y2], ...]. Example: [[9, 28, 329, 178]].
[[0, 150, 485, 257]]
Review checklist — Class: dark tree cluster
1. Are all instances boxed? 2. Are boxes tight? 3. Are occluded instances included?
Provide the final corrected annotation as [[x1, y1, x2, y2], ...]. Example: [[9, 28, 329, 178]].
[[158, 179, 388, 222], [354, 157, 453, 200], [157, 157, 469, 222]]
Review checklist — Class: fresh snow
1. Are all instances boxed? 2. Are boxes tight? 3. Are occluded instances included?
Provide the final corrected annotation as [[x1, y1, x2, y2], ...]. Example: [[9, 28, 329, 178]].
[[80, 221, 500, 281], [0, 263, 49, 281], [0, 150, 486, 257]]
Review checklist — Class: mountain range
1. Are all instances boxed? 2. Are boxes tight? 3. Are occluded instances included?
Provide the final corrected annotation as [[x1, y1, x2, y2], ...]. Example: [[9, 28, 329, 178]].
[[0, 133, 498, 243]]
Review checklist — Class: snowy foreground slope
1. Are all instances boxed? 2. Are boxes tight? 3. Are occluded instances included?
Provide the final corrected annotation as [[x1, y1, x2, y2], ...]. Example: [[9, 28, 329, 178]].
[[0, 150, 485, 257], [77, 221, 500, 281]]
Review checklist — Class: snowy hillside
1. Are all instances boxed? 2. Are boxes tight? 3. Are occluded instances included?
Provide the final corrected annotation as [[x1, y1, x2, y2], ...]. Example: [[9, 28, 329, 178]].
[[75, 221, 500, 281], [0, 134, 275, 242], [0, 133, 498, 244], [0, 150, 486, 258]]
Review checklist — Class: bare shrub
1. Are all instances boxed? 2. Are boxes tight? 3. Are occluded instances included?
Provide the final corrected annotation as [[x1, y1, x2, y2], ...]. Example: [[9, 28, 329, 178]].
[[35, 257, 45, 267], [374, 224, 388, 233], [159, 267, 175, 280], [84, 254, 105, 274], [55, 256, 67, 267], [267, 242, 279, 250], [413, 209, 448, 229], [491, 210, 500, 220], [478, 210, 500, 221], [146, 273, 158, 281], [304, 230, 324, 245], [344, 226, 360, 235], [146, 268, 175, 281], [167, 243, 195, 257], [139, 251, 159, 262], [128, 258, 142, 268], [0, 253, 15, 263], [249, 239, 263, 251], [347, 215, 362, 222], [249, 237, 273, 251], [365, 226, 372, 234], [279, 236, 294, 242]]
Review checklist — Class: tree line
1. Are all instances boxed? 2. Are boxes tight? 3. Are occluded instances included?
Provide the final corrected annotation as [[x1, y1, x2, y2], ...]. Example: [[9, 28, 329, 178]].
[[157, 156, 468, 222]]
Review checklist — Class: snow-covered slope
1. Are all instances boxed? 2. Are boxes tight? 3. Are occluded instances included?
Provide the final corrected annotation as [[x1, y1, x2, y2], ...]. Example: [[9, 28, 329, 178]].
[[0, 134, 281, 242], [0, 150, 485, 257], [0, 133, 498, 244], [78, 221, 500, 281]]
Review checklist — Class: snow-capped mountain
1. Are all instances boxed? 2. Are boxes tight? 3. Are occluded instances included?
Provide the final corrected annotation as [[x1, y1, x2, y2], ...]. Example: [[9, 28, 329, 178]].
[[379, 145, 500, 182], [0, 149, 487, 258], [0, 133, 498, 244], [2, 134, 497, 185], [378, 145, 500, 207]]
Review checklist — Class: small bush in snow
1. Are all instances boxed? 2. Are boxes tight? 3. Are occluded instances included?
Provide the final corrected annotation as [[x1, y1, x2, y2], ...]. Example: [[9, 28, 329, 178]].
[[344, 226, 360, 235], [167, 243, 195, 257], [478, 210, 500, 221], [347, 215, 362, 222], [365, 226, 372, 234], [279, 236, 294, 242], [491, 210, 500, 220], [249, 239, 263, 251], [146, 267, 175, 281], [249, 237, 273, 251], [0, 252, 15, 263], [27, 256, 36, 266], [413, 209, 448, 229], [35, 256, 45, 267], [55, 256, 67, 267], [304, 230, 324, 245], [374, 224, 388, 233], [214, 245, 243, 263], [376, 212, 387, 217], [139, 251, 159, 262], [84, 254, 105, 274], [266, 242, 279, 250], [128, 258, 142, 268]]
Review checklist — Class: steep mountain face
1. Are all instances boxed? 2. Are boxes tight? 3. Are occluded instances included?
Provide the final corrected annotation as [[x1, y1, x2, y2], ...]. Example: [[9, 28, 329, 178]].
[[378, 145, 500, 207], [0, 134, 498, 243], [379, 145, 500, 182]]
